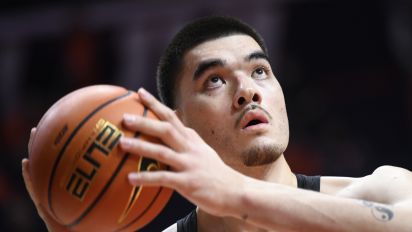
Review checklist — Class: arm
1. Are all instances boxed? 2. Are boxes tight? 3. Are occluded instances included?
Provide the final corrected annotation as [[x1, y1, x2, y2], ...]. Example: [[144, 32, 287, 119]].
[[121, 88, 412, 232], [232, 175, 412, 232]]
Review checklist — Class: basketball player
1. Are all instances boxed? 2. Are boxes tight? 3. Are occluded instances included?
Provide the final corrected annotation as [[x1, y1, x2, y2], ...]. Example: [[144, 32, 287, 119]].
[[23, 16, 412, 231]]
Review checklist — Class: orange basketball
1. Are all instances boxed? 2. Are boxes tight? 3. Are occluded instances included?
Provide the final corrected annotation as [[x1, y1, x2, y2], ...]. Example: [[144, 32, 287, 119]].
[[28, 85, 173, 231]]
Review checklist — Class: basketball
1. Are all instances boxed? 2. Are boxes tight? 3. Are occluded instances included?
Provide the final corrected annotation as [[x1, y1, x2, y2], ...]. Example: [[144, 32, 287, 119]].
[[28, 85, 173, 231]]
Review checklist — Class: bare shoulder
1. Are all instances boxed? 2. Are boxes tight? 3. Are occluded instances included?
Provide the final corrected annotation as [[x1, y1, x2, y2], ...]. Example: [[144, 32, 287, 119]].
[[322, 165, 412, 204], [371, 165, 412, 176], [162, 223, 177, 232], [368, 165, 412, 203]]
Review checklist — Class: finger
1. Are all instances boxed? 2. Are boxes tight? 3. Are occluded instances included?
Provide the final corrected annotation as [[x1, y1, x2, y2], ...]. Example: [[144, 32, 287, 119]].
[[22, 158, 39, 204], [137, 88, 185, 130], [120, 137, 186, 170], [28, 127, 37, 152], [123, 114, 187, 151], [128, 171, 181, 189], [22, 158, 50, 221]]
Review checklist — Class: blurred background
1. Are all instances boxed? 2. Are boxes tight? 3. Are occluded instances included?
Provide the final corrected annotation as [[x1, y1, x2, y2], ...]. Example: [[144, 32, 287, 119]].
[[1, 0, 411, 231]]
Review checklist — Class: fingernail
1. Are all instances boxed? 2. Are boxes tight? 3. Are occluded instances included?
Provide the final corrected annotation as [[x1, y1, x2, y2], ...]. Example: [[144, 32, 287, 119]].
[[138, 88, 150, 100], [128, 173, 141, 185], [128, 173, 140, 179], [123, 114, 135, 124], [120, 137, 133, 148]]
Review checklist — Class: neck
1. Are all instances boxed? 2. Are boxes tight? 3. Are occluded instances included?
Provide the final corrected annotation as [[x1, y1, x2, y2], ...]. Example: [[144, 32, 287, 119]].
[[197, 154, 296, 232], [234, 154, 296, 185]]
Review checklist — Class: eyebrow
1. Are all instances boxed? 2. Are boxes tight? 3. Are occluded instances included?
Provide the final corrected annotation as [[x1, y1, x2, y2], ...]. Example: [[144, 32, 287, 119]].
[[245, 51, 269, 62], [192, 51, 269, 81], [193, 59, 226, 80]]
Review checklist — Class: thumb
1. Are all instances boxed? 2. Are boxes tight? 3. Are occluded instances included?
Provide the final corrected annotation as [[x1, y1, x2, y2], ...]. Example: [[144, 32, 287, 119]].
[[22, 158, 40, 205], [28, 127, 37, 154]]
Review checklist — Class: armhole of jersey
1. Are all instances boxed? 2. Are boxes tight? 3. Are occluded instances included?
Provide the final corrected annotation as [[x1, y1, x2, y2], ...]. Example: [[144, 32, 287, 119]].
[[162, 223, 178, 232], [176, 209, 197, 232]]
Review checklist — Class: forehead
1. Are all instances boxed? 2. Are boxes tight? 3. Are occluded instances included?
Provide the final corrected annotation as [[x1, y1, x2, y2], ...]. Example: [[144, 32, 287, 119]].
[[183, 34, 263, 66], [174, 35, 267, 108]]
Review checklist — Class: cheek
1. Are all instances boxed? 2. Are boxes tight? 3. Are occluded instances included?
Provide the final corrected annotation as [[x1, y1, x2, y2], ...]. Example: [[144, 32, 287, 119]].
[[182, 99, 220, 129], [262, 86, 289, 128], [267, 83, 286, 111], [182, 98, 231, 139], [186, 91, 229, 117]]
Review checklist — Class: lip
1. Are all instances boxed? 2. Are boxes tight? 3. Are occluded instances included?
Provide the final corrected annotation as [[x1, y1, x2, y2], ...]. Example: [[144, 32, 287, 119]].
[[238, 110, 270, 131]]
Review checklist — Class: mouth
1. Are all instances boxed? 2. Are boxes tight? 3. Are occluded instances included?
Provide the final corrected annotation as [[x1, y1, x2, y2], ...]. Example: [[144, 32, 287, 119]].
[[239, 110, 270, 130]]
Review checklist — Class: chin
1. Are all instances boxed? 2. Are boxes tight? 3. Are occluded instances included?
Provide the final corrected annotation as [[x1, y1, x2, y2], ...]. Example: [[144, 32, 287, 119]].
[[241, 142, 285, 167]]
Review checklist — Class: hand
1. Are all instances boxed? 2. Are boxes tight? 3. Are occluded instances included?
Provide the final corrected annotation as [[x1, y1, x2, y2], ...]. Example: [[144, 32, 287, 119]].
[[120, 88, 245, 217], [22, 128, 69, 232]]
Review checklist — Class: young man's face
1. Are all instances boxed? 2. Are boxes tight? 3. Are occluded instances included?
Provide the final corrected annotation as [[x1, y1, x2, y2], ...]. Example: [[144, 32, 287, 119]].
[[175, 34, 289, 169]]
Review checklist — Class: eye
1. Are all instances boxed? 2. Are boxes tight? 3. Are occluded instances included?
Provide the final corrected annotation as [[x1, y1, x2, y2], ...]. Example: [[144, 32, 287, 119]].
[[251, 67, 268, 80], [204, 75, 226, 89]]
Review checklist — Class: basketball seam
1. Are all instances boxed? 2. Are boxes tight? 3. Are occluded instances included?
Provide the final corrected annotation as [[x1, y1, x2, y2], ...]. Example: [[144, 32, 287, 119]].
[[115, 187, 165, 232], [47, 90, 132, 221], [67, 105, 149, 228], [116, 109, 174, 232]]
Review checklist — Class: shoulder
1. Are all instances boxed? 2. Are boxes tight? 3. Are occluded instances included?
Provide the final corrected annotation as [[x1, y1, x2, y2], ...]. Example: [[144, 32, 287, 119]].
[[162, 223, 177, 232], [368, 165, 412, 193], [367, 166, 412, 202], [371, 165, 411, 176], [322, 166, 412, 204]]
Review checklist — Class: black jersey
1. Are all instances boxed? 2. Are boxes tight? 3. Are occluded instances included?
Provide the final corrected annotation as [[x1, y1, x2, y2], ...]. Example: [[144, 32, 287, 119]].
[[176, 174, 321, 232]]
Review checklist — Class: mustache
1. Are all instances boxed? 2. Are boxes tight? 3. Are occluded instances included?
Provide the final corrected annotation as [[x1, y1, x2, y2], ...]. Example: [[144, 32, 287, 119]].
[[235, 104, 273, 128]]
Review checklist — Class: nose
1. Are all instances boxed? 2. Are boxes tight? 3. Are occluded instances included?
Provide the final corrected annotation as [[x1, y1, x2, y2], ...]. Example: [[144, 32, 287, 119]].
[[233, 82, 262, 109]]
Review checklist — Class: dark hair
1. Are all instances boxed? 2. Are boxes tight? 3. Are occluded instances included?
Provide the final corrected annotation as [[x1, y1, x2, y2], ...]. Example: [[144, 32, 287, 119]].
[[156, 16, 269, 108]]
